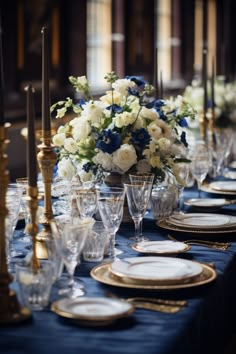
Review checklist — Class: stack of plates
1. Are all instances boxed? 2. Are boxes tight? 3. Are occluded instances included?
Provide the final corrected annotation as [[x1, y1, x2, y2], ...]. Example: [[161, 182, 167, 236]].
[[201, 181, 236, 195], [91, 256, 217, 290], [184, 198, 233, 211], [158, 213, 236, 234]]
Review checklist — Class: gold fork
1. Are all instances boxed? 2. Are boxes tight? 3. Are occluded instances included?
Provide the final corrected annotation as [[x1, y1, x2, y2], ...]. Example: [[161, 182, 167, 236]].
[[167, 234, 230, 250]]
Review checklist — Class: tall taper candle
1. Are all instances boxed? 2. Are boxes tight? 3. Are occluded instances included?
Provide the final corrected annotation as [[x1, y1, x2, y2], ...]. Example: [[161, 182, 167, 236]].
[[211, 57, 215, 114], [0, 11, 4, 125], [41, 27, 51, 133], [160, 70, 163, 98], [26, 85, 37, 187], [202, 0, 208, 123]]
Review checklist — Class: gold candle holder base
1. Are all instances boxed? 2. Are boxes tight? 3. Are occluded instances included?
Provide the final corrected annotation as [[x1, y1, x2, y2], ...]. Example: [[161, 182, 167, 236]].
[[0, 290, 31, 325], [36, 132, 57, 258], [0, 124, 32, 324]]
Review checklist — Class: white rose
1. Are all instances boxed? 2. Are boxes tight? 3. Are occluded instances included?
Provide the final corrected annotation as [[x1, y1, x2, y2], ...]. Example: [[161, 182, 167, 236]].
[[71, 117, 91, 141], [112, 144, 137, 173], [158, 137, 171, 152], [112, 79, 136, 96], [52, 133, 66, 147], [93, 151, 114, 171], [57, 158, 76, 181], [64, 138, 79, 154], [140, 107, 159, 121], [147, 122, 162, 139]]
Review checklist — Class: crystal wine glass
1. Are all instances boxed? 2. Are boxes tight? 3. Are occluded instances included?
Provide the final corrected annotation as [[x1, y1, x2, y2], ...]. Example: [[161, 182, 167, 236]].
[[124, 182, 152, 243], [96, 187, 125, 260], [129, 173, 154, 240], [189, 142, 210, 197], [51, 219, 92, 298], [74, 187, 97, 218]]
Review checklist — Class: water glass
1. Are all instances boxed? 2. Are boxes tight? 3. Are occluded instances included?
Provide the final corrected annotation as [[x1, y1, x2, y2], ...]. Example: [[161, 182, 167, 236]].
[[151, 186, 175, 221], [16, 260, 54, 311], [83, 230, 107, 262]]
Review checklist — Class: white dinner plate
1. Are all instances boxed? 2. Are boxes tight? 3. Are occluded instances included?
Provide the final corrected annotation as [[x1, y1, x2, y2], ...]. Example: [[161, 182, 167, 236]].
[[167, 213, 236, 230], [210, 181, 236, 192], [223, 170, 236, 179], [110, 256, 203, 284], [51, 297, 134, 325], [132, 240, 190, 255], [184, 198, 232, 211]]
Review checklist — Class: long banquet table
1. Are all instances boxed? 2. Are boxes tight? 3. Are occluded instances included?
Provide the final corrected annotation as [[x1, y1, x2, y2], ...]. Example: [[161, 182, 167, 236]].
[[1, 184, 236, 354]]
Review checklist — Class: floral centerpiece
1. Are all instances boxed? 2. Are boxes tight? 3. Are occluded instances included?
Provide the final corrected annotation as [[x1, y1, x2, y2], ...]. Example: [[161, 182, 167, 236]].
[[51, 72, 195, 184], [183, 76, 236, 128]]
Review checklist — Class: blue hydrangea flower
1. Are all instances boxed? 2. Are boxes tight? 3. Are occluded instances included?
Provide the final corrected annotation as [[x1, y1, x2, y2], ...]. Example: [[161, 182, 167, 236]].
[[125, 76, 146, 87], [130, 128, 151, 151], [96, 129, 121, 154], [178, 117, 188, 128], [106, 104, 124, 114]]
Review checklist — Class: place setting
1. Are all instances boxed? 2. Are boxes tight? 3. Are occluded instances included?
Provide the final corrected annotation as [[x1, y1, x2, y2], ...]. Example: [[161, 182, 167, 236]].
[[157, 212, 236, 235], [90, 255, 217, 291]]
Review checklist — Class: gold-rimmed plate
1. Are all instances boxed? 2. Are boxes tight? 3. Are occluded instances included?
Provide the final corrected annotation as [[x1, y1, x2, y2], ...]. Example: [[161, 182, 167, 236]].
[[90, 262, 217, 290], [109, 257, 203, 285], [51, 297, 134, 326], [184, 198, 234, 211], [166, 213, 236, 230], [157, 219, 236, 234], [210, 181, 236, 192], [132, 240, 191, 255], [201, 182, 236, 195]]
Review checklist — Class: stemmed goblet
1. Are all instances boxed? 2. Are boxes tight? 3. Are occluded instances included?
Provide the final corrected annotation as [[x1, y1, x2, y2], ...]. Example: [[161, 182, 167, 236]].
[[96, 187, 125, 260], [51, 219, 92, 298], [189, 142, 210, 197], [124, 182, 152, 243], [74, 188, 97, 218], [129, 173, 154, 240]]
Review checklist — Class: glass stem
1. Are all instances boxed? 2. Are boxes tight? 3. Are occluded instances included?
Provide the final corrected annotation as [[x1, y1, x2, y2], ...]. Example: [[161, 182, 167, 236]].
[[133, 217, 142, 243], [109, 232, 116, 260]]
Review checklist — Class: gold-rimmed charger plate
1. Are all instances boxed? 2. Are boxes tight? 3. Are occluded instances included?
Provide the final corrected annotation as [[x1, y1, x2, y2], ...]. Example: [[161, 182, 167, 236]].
[[166, 213, 236, 231], [200, 182, 236, 196], [157, 219, 236, 234], [51, 297, 134, 326], [90, 262, 217, 290], [132, 240, 191, 255]]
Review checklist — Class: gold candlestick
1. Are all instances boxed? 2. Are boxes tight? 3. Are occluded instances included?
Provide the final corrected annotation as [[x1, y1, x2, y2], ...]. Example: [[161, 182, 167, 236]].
[[0, 124, 31, 324], [199, 112, 207, 143], [36, 134, 57, 258], [26, 186, 41, 269]]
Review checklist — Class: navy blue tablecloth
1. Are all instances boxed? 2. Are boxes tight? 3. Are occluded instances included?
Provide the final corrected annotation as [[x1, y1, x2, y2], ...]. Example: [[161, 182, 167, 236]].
[[1, 185, 236, 354]]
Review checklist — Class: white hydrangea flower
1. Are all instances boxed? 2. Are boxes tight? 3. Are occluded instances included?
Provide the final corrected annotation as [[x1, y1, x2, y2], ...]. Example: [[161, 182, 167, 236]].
[[114, 111, 136, 128]]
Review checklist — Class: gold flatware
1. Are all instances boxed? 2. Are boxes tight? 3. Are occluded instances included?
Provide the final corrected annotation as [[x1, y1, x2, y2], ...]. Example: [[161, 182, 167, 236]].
[[106, 293, 184, 313], [167, 234, 230, 250], [124, 297, 187, 307], [129, 301, 181, 313]]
